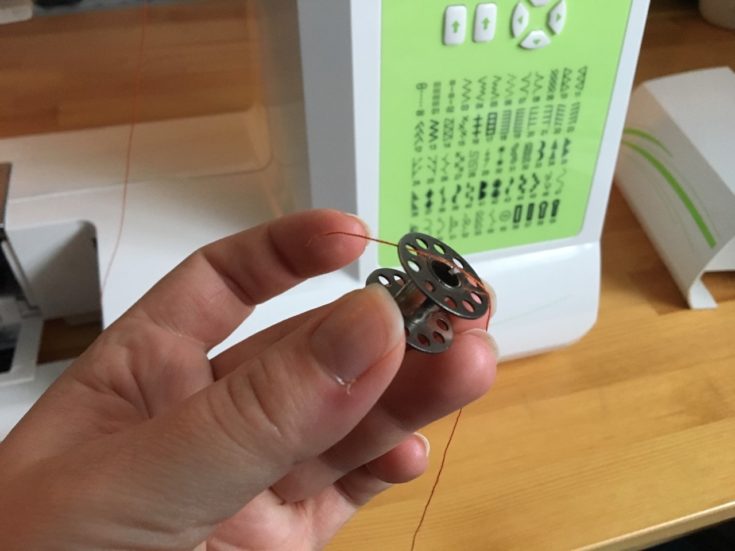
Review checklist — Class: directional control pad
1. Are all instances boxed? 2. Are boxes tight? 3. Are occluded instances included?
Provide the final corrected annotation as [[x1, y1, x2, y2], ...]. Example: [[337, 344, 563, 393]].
[[512, 0, 567, 50]]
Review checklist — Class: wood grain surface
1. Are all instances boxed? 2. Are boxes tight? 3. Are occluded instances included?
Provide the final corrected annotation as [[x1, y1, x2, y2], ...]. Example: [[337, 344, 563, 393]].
[[0, 0, 258, 138], [2, 1, 734, 549], [329, 187, 735, 551]]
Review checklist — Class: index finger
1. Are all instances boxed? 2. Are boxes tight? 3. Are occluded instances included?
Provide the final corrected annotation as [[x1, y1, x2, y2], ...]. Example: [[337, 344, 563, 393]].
[[114, 210, 368, 350]]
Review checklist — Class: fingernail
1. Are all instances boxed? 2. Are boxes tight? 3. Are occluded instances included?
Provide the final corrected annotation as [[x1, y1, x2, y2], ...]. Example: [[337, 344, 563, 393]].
[[466, 328, 500, 358], [414, 432, 431, 457], [344, 212, 371, 237], [311, 285, 403, 384], [482, 279, 498, 319]]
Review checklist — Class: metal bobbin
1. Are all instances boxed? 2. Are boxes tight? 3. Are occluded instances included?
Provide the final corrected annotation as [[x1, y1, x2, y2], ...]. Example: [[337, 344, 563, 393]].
[[366, 232, 490, 354]]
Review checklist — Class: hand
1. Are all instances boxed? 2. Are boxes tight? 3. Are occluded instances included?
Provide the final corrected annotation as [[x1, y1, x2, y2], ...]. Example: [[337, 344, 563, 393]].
[[0, 210, 496, 551]]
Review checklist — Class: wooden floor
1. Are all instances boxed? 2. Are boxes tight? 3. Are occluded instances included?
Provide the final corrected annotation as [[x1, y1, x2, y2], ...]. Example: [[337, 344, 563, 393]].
[[0, 0, 257, 138], [2, 1, 735, 550]]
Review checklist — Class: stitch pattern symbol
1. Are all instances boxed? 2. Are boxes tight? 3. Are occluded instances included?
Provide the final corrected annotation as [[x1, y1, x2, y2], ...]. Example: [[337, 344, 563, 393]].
[[406, 65, 588, 241]]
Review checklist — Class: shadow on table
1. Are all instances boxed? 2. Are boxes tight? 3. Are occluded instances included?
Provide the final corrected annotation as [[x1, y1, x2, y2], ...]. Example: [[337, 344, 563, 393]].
[[648, 519, 735, 551]]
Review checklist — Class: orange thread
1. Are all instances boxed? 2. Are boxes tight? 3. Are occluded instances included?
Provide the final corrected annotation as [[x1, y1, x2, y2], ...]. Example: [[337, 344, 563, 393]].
[[410, 407, 463, 551], [101, 0, 149, 294], [323, 230, 489, 298], [321, 231, 401, 249], [409, 312, 491, 549]]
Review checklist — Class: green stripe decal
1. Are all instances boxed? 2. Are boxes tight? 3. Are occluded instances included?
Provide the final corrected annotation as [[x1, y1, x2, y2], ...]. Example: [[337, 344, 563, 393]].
[[623, 128, 672, 156], [621, 140, 716, 248]]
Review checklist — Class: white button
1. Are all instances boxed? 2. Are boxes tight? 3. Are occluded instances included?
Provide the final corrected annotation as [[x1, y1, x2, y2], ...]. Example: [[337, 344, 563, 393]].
[[444, 5, 468, 46], [521, 29, 551, 49], [512, 3, 530, 38], [474, 4, 497, 43], [529, 0, 550, 5], [548, 0, 567, 34]]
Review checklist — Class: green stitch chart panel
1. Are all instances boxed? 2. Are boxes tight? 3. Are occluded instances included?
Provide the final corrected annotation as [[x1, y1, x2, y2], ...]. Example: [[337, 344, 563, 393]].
[[379, 0, 634, 265]]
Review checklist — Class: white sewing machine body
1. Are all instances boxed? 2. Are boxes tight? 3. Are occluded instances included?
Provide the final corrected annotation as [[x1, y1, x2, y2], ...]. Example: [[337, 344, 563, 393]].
[[0, 0, 649, 436]]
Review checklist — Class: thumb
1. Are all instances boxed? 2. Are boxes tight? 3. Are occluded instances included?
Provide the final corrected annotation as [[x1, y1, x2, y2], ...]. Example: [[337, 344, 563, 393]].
[[89, 285, 404, 540]]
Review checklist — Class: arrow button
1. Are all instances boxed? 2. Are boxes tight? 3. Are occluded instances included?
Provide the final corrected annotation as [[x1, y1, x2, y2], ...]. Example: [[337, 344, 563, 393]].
[[474, 3, 497, 43], [444, 5, 467, 46], [548, 0, 567, 35], [521, 29, 551, 49], [512, 3, 530, 38]]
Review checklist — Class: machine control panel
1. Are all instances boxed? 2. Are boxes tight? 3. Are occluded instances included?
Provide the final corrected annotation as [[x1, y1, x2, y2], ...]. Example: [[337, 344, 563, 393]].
[[379, 0, 634, 265], [445, 1, 567, 47]]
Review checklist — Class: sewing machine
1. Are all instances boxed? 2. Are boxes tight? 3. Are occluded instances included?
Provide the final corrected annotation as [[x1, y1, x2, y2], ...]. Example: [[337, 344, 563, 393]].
[[0, 0, 650, 436]]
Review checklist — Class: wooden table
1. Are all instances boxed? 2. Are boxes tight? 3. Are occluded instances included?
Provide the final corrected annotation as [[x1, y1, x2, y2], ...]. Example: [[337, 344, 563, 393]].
[[331, 4, 735, 550], [3, 1, 735, 549], [329, 186, 735, 551]]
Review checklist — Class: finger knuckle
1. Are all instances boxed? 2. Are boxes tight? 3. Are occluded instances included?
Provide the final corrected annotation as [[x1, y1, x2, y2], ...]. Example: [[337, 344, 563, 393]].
[[213, 351, 302, 458]]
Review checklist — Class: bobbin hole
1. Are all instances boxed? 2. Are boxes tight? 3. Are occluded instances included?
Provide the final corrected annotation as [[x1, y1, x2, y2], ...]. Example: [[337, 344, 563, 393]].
[[378, 275, 390, 286], [432, 260, 460, 288], [433, 332, 445, 344], [437, 319, 450, 331], [418, 334, 430, 347]]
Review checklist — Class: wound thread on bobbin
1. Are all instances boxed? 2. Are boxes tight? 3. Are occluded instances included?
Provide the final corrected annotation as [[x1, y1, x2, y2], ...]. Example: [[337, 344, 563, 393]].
[[366, 232, 490, 354]]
